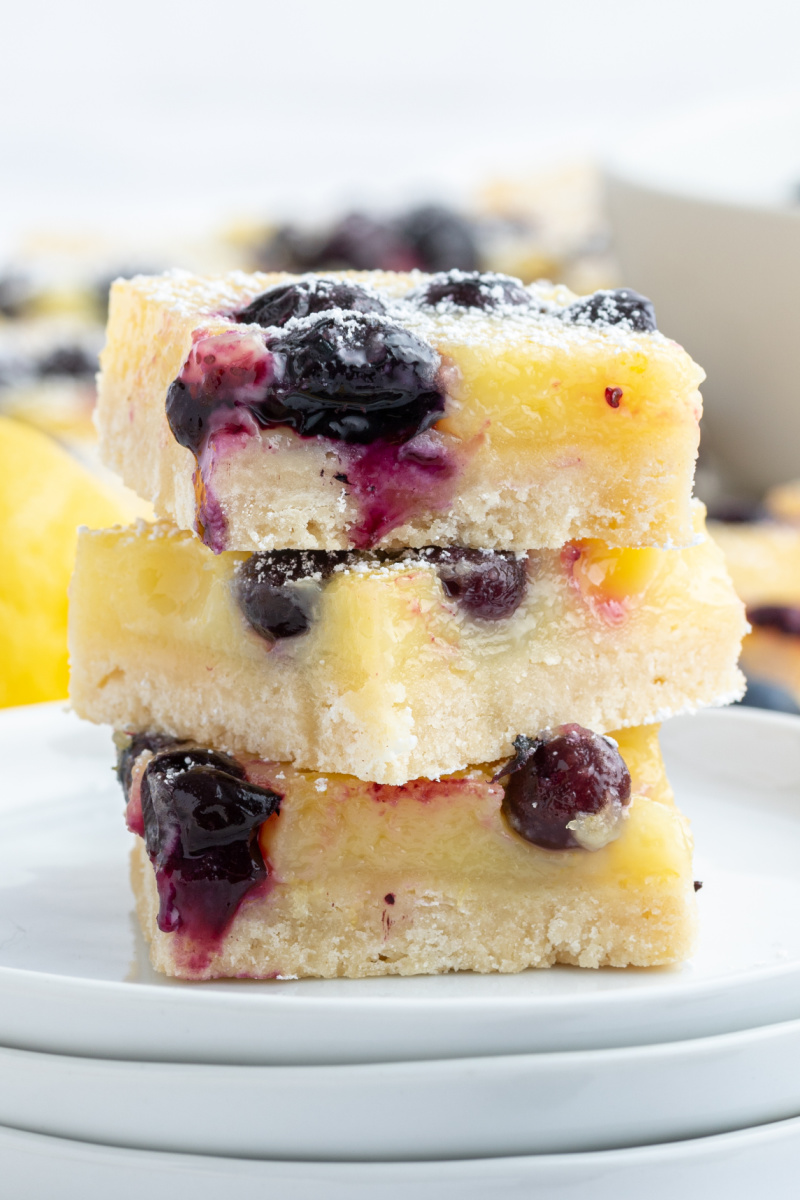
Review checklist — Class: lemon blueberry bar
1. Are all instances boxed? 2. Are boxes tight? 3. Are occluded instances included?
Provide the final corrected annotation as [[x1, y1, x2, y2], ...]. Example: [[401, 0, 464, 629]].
[[117, 722, 697, 979], [96, 269, 703, 553], [69, 508, 745, 784]]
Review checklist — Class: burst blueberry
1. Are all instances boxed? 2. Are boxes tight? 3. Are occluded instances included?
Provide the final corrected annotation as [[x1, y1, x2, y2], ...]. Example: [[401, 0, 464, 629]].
[[139, 747, 281, 938], [115, 730, 184, 797], [167, 314, 444, 453], [262, 313, 444, 443]]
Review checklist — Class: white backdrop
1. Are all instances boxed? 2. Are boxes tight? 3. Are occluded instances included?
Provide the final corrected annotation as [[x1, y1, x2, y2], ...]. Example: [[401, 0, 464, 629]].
[[1, 0, 799, 240]]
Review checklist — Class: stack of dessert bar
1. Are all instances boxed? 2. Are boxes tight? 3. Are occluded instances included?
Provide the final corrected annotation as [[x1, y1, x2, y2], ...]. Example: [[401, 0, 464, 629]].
[[68, 268, 746, 980]]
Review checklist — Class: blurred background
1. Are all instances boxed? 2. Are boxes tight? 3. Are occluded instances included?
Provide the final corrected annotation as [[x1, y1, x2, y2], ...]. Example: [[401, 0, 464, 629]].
[[4, 0, 800, 710]]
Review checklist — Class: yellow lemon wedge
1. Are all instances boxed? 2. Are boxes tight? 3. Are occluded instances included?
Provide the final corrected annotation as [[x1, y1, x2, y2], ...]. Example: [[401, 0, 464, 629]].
[[0, 416, 135, 707]]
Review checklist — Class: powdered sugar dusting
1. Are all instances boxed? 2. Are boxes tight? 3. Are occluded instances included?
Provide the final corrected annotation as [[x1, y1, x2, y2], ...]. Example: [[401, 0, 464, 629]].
[[126, 268, 673, 359]]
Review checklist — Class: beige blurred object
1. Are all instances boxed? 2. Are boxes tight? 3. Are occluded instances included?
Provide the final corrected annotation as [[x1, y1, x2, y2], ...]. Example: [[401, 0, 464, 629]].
[[607, 97, 800, 497], [709, 520, 800, 606], [0, 228, 240, 326], [766, 480, 800, 524], [709, 516, 800, 704], [477, 162, 619, 292]]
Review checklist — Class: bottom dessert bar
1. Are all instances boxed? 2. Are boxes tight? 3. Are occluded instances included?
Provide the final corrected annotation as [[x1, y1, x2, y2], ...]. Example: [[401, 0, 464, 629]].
[[119, 723, 697, 980]]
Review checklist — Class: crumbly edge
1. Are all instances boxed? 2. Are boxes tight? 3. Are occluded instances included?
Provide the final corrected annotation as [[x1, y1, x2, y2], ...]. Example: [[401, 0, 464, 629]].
[[172, 446, 698, 554], [72, 641, 745, 785], [131, 842, 697, 981]]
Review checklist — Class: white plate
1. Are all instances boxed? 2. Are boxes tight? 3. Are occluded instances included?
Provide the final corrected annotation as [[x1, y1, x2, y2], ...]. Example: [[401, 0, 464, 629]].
[[1, 703, 800, 1066], [3, 1016, 800, 1159], [2, 1117, 800, 1200]]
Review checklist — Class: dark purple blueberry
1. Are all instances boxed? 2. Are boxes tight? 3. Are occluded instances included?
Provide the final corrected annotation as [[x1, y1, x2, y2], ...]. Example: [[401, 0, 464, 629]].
[[167, 316, 444, 453], [140, 747, 281, 938], [410, 270, 530, 312], [257, 213, 422, 273], [561, 288, 657, 333], [235, 549, 355, 641], [497, 724, 631, 851], [262, 314, 444, 443], [166, 378, 217, 455], [736, 677, 800, 715], [747, 605, 800, 636], [235, 279, 387, 330], [705, 499, 766, 523], [314, 213, 422, 271], [421, 547, 528, 619], [37, 345, 97, 379], [396, 205, 480, 273], [115, 730, 185, 797]]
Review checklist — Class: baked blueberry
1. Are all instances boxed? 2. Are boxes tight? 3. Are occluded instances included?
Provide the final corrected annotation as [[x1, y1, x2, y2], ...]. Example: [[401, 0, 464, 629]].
[[168, 315, 444, 452], [746, 605, 800, 636], [235, 279, 387, 330], [396, 205, 480, 273], [257, 213, 420, 273], [140, 747, 281, 938], [497, 724, 631, 851], [37, 345, 97, 379], [561, 288, 657, 333], [235, 549, 355, 641], [262, 313, 444, 443], [410, 270, 530, 312], [421, 547, 528, 619]]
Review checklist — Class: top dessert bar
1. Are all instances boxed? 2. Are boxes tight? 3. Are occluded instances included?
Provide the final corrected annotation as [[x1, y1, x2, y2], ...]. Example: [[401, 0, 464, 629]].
[[96, 269, 703, 553]]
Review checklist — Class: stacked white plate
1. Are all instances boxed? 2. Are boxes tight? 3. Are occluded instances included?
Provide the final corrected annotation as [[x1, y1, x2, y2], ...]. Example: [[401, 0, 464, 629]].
[[2, 703, 800, 1198]]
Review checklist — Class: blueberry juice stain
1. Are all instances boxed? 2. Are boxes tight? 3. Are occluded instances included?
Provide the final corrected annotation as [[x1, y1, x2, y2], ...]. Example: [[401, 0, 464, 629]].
[[120, 737, 282, 970], [166, 284, 458, 550], [341, 433, 458, 549]]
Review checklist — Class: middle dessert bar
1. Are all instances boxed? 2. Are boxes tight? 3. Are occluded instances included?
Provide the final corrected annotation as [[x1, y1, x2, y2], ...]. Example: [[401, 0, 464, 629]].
[[70, 509, 746, 783]]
